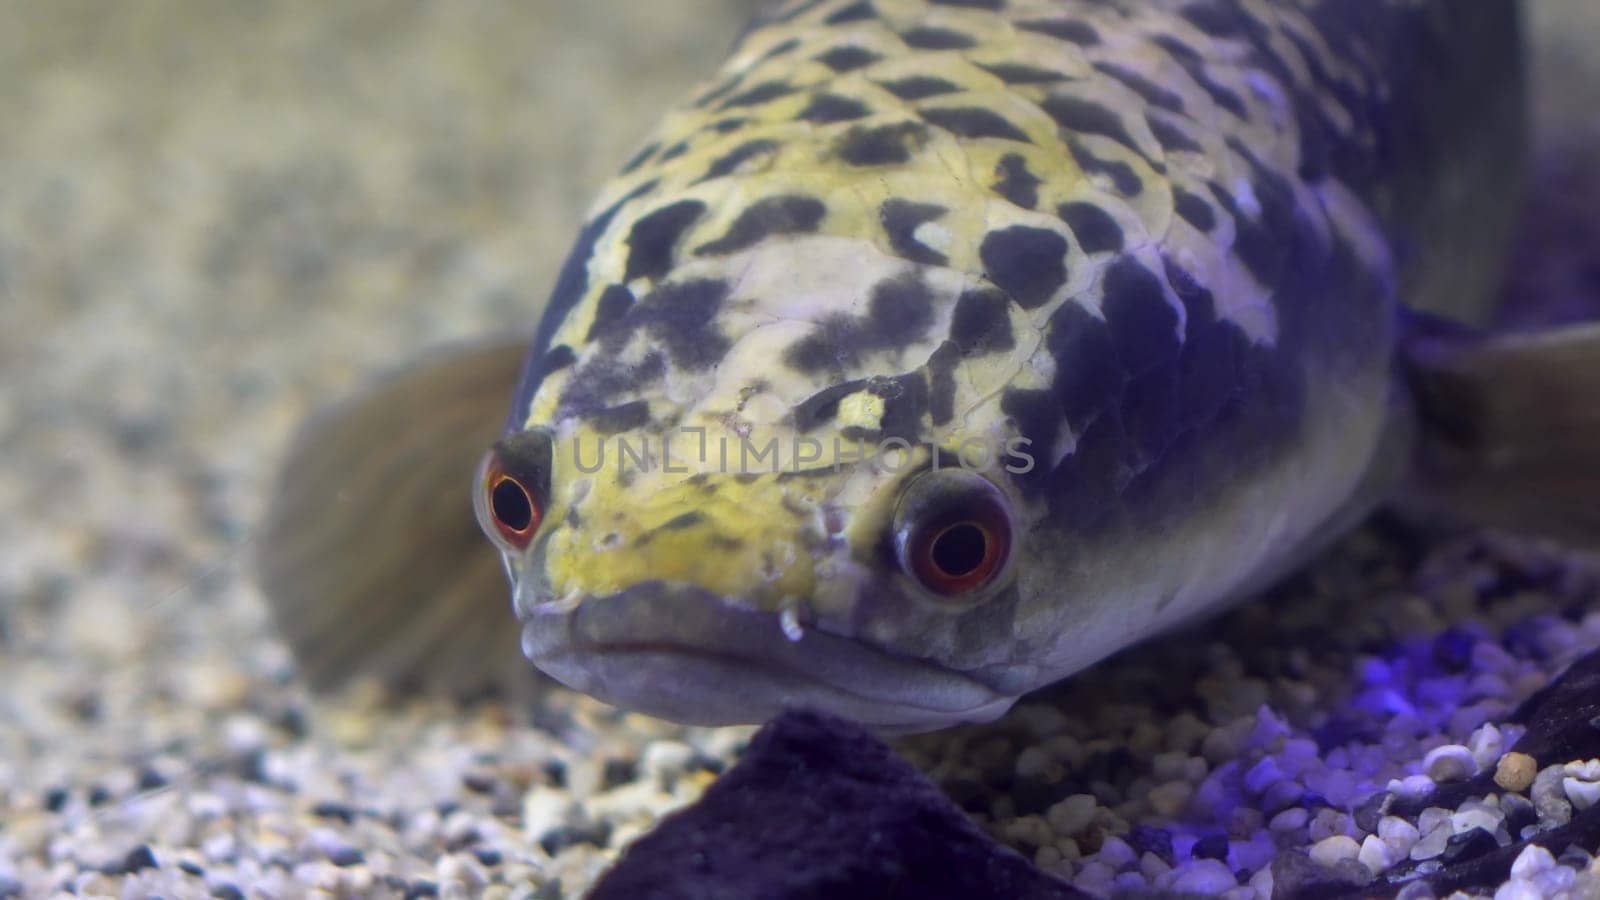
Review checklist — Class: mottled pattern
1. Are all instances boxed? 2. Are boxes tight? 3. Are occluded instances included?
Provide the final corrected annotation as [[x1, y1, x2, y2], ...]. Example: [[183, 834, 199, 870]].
[[498, 0, 1524, 714]]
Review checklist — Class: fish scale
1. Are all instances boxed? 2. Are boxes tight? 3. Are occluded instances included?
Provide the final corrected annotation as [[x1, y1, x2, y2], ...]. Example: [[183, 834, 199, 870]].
[[262, 0, 1598, 732]]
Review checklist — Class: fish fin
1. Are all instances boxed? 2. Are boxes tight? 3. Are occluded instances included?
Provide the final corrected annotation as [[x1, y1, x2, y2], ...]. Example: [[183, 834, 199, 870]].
[[255, 336, 539, 698], [1404, 321, 1600, 550]]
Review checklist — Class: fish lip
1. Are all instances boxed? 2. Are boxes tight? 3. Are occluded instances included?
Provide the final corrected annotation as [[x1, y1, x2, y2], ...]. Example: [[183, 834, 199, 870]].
[[519, 581, 1016, 732]]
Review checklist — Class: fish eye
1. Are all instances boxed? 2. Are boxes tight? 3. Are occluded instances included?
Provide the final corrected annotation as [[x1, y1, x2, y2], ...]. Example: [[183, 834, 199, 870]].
[[474, 432, 552, 552], [893, 469, 1013, 599]]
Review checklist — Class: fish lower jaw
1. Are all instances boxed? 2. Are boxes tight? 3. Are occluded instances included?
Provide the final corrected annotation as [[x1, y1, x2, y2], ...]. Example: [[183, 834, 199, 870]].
[[517, 580, 1016, 732]]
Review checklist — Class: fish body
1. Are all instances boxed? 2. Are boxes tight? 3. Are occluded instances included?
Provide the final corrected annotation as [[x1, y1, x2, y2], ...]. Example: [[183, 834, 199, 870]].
[[474, 0, 1528, 730], [261, 1, 1600, 731]]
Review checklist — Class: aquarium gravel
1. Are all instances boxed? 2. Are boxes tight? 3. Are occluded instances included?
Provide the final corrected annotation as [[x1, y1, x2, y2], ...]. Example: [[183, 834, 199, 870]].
[[3, 2, 1599, 899]]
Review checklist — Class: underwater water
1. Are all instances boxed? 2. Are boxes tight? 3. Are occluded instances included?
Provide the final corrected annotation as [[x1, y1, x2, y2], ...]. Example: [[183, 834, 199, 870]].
[[2, 1, 1599, 897]]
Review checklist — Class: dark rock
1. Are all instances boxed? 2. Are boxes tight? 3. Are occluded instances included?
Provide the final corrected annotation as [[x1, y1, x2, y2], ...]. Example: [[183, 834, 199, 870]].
[[1438, 827, 1498, 865], [1558, 844, 1594, 868], [540, 758, 568, 788], [311, 801, 357, 824], [1192, 834, 1230, 861], [328, 845, 365, 867], [1502, 793, 1538, 839], [1351, 792, 1392, 832], [602, 756, 640, 791], [43, 787, 68, 813], [1011, 773, 1076, 816], [1507, 643, 1600, 767], [590, 710, 1088, 900], [1269, 848, 1366, 899], [1126, 825, 1174, 864], [538, 822, 611, 856], [117, 845, 158, 875], [1430, 627, 1478, 673], [942, 776, 991, 813], [1297, 792, 1331, 812]]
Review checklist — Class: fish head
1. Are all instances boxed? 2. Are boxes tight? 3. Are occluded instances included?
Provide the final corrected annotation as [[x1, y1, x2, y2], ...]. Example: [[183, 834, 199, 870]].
[[475, 240, 1055, 731]]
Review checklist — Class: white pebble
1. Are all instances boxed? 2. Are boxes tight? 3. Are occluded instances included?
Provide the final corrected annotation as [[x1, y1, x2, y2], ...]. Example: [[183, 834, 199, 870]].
[[1417, 807, 1453, 834], [1170, 859, 1238, 895], [1563, 776, 1600, 812], [640, 741, 694, 780], [1249, 865, 1275, 899], [1015, 746, 1054, 778], [1073, 861, 1116, 895], [1494, 881, 1544, 900], [1358, 834, 1397, 874], [1308, 808, 1353, 842], [1098, 835, 1137, 870], [1423, 744, 1477, 782], [1045, 794, 1097, 836], [1450, 805, 1504, 835], [1148, 781, 1194, 818], [1509, 844, 1555, 879], [1565, 759, 1600, 780], [1140, 851, 1171, 883], [1243, 757, 1284, 795], [1410, 824, 1450, 861], [1377, 816, 1420, 857], [1467, 724, 1504, 771], [1309, 835, 1361, 867], [1388, 774, 1437, 801], [1112, 872, 1148, 894], [1269, 807, 1308, 833]]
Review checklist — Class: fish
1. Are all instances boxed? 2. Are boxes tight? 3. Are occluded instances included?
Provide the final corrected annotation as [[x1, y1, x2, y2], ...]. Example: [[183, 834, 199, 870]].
[[257, 0, 1600, 731]]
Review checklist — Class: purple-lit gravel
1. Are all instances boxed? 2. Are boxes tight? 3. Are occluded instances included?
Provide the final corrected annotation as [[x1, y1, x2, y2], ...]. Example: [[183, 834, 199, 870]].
[[897, 528, 1600, 898]]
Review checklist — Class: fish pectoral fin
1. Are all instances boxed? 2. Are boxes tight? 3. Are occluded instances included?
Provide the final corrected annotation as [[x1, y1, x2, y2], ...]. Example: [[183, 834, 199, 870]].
[[1404, 321, 1600, 550], [255, 335, 540, 699]]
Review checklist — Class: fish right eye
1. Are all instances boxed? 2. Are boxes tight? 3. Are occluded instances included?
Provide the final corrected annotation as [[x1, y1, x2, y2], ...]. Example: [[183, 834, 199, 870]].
[[474, 433, 552, 552], [476, 451, 543, 551]]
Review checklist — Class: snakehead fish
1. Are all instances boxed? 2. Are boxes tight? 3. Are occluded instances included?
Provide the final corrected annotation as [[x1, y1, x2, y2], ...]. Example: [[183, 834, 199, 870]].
[[259, 0, 1600, 731]]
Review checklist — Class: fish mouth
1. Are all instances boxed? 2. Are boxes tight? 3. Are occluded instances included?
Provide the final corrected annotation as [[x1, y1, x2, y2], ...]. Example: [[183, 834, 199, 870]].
[[519, 581, 1016, 732]]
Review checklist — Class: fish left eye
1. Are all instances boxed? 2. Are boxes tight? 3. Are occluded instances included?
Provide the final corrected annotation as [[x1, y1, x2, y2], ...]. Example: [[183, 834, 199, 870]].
[[894, 470, 1014, 599]]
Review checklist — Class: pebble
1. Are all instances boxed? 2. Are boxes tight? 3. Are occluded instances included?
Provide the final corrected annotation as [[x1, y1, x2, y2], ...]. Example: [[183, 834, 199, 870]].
[[1532, 766, 1575, 826], [1450, 803, 1504, 836], [1563, 775, 1600, 811], [1358, 834, 1397, 874], [1423, 745, 1478, 782], [1391, 775, 1439, 802], [1411, 824, 1452, 861], [1377, 816, 1420, 858], [1044, 795, 1097, 837], [1170, 859, 1237, 894], [1270, 807, 1309, 833], [1468, 725, 1505, 772], [1147, 781, 1193, 818], [1495, 753, 1538, 793], [1310, 835, 1361, 867], [1509, 844, 1556, 880]]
